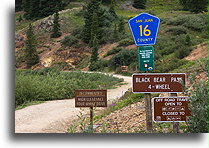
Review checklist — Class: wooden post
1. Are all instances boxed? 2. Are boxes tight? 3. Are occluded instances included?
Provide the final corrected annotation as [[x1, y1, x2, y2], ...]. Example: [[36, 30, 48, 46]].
[[170, 93, 179, 133], [90, 107, 93, 130], [144, 93, 152, 133]]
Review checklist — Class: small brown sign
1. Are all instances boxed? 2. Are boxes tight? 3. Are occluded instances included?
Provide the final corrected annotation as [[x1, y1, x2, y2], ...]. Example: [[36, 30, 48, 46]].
[[152, 97, 191, 122], [75, 90, 107, 107], [132, 73, 186, 93], [121, 66, 128, 72]]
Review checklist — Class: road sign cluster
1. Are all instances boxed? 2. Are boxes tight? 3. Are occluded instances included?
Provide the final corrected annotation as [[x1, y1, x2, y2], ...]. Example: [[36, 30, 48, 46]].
[[73, 13, 190, 133], [128, 12, 190, 130]]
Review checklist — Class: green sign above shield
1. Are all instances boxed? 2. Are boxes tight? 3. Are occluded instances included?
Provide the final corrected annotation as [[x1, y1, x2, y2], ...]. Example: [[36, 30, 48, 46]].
[[138, 46, 154, 71]]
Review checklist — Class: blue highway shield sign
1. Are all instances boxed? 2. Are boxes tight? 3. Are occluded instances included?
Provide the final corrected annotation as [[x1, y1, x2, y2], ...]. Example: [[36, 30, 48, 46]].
[[128, 13, 160, 46]]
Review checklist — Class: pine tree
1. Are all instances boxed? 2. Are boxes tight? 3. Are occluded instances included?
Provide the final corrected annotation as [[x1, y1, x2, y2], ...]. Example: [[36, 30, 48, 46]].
[[179, 0, 207, 13], [90, 35, 99, 63], [89, 35, 99, 71], [22, 0, 31, 19], [82, 0, 105, 44], [24, 24, 39, 68], [51, 10, 62, 38], [15, 0, 23, 12], [22, 0, 65, 20], [109, 4, 117, 20], [29, 0, 40, 19], [118, 17, 125, 35], [89, 12, 99, 47], [113, 22, 118, 41], [132, 0, 147, 9]]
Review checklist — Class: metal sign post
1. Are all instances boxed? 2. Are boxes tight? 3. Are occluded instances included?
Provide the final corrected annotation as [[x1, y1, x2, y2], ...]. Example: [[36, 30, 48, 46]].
[[129, 13, 161, 133], [90, 107, 93, 130], [145, 93, 152, 132], [170, 93, 179, 133]]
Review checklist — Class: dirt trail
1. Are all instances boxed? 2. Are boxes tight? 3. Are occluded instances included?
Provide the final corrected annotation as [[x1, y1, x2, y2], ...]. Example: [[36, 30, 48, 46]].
[[15, 74, 132, 133]]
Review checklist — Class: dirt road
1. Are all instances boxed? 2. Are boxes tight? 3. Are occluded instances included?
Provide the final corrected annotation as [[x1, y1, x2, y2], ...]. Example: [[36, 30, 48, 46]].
[[15, 74, 132, 133]]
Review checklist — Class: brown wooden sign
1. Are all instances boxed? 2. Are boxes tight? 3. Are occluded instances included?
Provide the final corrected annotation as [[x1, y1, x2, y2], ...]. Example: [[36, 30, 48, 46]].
[[75, 90, 107, 107], [121, 66, 128, 72], [152, 97, 191, 122], [132, 73, 186, 93]]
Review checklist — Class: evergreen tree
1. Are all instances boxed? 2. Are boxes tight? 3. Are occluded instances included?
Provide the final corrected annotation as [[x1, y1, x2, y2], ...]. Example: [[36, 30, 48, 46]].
[[15, 0, 23, 12], [89, 12, 99, 47], [51, 10, 62, 38], [89, 35, 99, 70], [118, 17, 125, 35], [113, 22, 118, 41], [132, 0, 147, 9], [29, 0, 40, 19], [22, 0, 65, 20], [109, 4, 117, 20], [24, 24, 39, 68], [179, 0, 207, 13], [22, 0, 31, 19], [82, 0, 105, 44]]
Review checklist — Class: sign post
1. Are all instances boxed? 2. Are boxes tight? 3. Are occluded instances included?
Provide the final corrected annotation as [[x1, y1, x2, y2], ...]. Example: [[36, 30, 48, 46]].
[[132, 73, 186, 132], [129, 13, 160, 132], [170, 93, 179, 133], [144, 93, 152, 132], [90, 107, 93, 130], [75, 89, 107, 131]]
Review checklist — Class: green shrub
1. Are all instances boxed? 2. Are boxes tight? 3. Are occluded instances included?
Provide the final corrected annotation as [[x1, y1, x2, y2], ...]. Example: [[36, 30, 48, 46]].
[[118, 38, 134, 46], [155, 36, 176, 57], [100, 27, 114, 43], [166, 26, 187, 35], [155, 58, 187, 73], [89, 60, 108, 71], [174, 45, 192, 59], [184, 73, 208, 133], [71, 26, 84, 39], [51, 61, 74, 71], [103, 47, 123, 57], [61, 35, 79, 47], [109, 49, 137, 69], [167, 14, 207, 31], [15, 69, 123, 108]]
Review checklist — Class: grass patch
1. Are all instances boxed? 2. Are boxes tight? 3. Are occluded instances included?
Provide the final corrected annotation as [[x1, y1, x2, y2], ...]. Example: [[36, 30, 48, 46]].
[[15, 68, 123, 108]]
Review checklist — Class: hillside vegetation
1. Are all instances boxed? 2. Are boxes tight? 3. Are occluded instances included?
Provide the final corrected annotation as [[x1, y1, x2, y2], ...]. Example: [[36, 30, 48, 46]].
[[15, 0, 208, 75], [16, 68, 123, 108]]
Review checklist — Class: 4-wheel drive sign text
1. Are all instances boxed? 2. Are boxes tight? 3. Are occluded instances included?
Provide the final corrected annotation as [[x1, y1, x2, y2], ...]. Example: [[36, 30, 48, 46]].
[[132, 73, 186, 93]]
